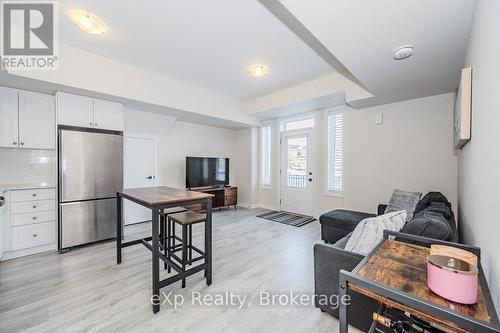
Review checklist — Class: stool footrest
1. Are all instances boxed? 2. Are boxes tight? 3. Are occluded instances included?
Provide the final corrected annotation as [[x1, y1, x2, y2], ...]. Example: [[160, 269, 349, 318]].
[[159, 263, 205, 289], [169, 252, 205, 267]]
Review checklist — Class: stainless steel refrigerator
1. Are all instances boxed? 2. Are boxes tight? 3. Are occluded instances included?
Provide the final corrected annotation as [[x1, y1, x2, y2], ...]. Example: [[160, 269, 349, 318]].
[[58, 129, 123, 249]]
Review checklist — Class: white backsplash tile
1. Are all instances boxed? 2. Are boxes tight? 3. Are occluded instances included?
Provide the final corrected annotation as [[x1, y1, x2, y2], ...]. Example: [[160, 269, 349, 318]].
[[0, 148, 56, 185]]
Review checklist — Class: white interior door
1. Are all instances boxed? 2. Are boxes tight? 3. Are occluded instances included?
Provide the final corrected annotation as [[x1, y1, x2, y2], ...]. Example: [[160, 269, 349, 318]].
[[123, 137, 155, 225], [280, 130, 315, 216]]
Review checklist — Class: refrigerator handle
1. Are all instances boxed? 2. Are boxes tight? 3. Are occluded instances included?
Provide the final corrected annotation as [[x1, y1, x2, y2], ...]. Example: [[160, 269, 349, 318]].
[[58, 130, 65, 201]]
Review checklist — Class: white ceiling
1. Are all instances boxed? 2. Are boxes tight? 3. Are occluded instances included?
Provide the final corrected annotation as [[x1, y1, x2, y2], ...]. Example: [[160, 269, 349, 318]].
[[277, 0, 475, 107], [0, 70, 253, 129], [57, 0, 334, 100]]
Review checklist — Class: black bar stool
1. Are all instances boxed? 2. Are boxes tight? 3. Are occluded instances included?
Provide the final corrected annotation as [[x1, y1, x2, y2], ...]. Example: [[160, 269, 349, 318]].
[[165, 211, 206, 288], [160, 207, 187, 271]]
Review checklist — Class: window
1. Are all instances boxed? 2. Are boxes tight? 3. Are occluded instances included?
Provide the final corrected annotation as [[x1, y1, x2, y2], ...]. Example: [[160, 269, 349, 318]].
[[326, 111, 343, 193], [260, 124, 272, 188], [282, 116, 314, 132]]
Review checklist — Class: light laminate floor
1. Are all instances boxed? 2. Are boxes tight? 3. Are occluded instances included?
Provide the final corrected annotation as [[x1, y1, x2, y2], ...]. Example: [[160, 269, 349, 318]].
[[0, 208, 361, 333]]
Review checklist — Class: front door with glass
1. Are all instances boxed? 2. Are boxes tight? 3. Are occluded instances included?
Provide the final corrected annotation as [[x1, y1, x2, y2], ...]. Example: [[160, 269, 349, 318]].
[[280, 130, 315, 216]]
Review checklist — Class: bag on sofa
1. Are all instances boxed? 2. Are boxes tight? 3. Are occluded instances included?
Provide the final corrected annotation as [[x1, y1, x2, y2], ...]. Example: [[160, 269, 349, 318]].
[[414, 191, 452, 215]]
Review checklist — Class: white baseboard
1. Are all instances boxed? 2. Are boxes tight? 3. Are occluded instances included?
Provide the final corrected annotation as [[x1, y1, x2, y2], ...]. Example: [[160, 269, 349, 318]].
[[258, 203, 279, 211], [237, 202, 257, 209], [1, 243, 57, 261]]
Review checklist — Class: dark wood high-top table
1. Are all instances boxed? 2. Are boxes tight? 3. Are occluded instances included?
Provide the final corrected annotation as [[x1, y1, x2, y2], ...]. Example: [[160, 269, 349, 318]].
[[116, 186, 214, 313]]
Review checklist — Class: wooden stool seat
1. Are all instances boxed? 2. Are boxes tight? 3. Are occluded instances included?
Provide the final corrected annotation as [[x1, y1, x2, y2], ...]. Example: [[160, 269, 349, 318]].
[[169, 211, 207, 225], [162, 207, 187, 215]]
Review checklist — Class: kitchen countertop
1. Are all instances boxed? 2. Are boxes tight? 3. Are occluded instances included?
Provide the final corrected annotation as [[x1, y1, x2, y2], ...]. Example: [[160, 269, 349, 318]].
[[0, 183, 56, 193]]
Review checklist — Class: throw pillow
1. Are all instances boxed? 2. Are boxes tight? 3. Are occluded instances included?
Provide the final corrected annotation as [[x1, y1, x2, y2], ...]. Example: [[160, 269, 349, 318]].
[[384, 189, 422, 221], [344, 210, 407, 255]]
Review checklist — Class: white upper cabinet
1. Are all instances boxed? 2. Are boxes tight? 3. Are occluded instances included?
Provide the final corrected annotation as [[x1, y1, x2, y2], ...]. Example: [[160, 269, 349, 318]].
[[56, 92, 123, 131], [0, 87, 55, 150], [18, 91, 55, 149], [0, 86, 20, 148], [93, 99, 123, 131], [56, 92, 94, 128]]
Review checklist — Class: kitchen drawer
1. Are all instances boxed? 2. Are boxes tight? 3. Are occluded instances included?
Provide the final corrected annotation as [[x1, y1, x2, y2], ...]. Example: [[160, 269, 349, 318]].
[[11, 210, 56, 227], [11, 199, 55, 214], [11, 188, 56, 202], [11, 221, 55, 250]]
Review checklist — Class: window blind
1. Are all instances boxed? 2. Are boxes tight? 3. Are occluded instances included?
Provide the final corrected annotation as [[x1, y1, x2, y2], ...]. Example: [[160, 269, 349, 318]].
[[260, 125, 271, 187], [327, 113, 343, 192]]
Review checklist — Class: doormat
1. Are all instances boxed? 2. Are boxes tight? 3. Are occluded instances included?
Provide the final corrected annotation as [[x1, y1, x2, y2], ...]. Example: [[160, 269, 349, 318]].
[[256, 211, 316, 227]]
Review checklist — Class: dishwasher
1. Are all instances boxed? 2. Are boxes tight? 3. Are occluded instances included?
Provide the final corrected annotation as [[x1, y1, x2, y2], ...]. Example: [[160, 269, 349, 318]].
[[0, 194, 4, 259]]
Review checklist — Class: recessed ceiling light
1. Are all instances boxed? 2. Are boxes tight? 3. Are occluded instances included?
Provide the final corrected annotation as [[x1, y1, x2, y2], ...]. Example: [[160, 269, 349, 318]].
[[248, 64, 269, 78], [69, 9, 108, 35], [393, 45, 414, 60]]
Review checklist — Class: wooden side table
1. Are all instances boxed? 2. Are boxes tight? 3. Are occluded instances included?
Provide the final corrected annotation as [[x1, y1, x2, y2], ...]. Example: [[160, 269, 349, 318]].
[[339, 232, 500, 333]]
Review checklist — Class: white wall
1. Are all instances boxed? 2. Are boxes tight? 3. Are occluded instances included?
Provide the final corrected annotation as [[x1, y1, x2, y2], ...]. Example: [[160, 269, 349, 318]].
[[260, 93, 458, 217], [124, 109, 238, 189], [233, 128, 260, 208], [343, 93, 458, 213], [458, 0, 500, 313]]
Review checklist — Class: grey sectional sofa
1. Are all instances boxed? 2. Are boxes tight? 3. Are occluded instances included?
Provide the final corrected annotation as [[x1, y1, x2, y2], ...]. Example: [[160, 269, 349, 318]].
[[314, 192, 458, 332]]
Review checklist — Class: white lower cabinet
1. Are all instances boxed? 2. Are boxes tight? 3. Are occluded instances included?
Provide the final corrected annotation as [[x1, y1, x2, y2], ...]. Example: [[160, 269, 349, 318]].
[[11, 199, 56, 214], [1, 188, 57, 260], [11, 210, 56, 227], [11, 221, 55, 250], [10, 188, 55, 202]]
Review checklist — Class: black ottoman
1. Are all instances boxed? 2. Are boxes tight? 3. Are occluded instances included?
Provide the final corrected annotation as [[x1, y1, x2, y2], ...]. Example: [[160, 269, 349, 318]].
[[319, 209, 375, 244]]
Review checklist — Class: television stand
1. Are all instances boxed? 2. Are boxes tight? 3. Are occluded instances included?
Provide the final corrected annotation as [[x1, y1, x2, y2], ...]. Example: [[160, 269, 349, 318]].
[[186, 186, 237, 211]]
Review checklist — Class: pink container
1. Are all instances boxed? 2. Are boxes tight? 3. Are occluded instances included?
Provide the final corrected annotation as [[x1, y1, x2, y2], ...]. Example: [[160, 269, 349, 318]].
[[427, 255, 478, 304]]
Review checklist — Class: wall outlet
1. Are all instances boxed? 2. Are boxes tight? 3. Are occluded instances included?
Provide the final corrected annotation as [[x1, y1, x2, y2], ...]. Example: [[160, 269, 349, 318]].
[[375, 113, 383, 125]]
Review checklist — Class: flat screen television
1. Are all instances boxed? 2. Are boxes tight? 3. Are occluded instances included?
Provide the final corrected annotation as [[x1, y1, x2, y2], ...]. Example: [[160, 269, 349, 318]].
[[186, 157, 229, 189]]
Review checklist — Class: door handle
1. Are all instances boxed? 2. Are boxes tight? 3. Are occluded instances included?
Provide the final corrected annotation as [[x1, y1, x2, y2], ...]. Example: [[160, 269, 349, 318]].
[[146, 176, 153, 179]]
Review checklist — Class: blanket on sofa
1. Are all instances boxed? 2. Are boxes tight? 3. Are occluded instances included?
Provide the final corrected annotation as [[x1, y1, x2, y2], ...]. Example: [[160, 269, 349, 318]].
[[344, 210, 407, 255]]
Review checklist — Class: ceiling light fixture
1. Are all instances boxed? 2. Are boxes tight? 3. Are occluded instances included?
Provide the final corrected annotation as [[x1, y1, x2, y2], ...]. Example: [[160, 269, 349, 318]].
[[69, 9, 108, 35], [248, 64, 269, 78], [393, 45, 414, 60]]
